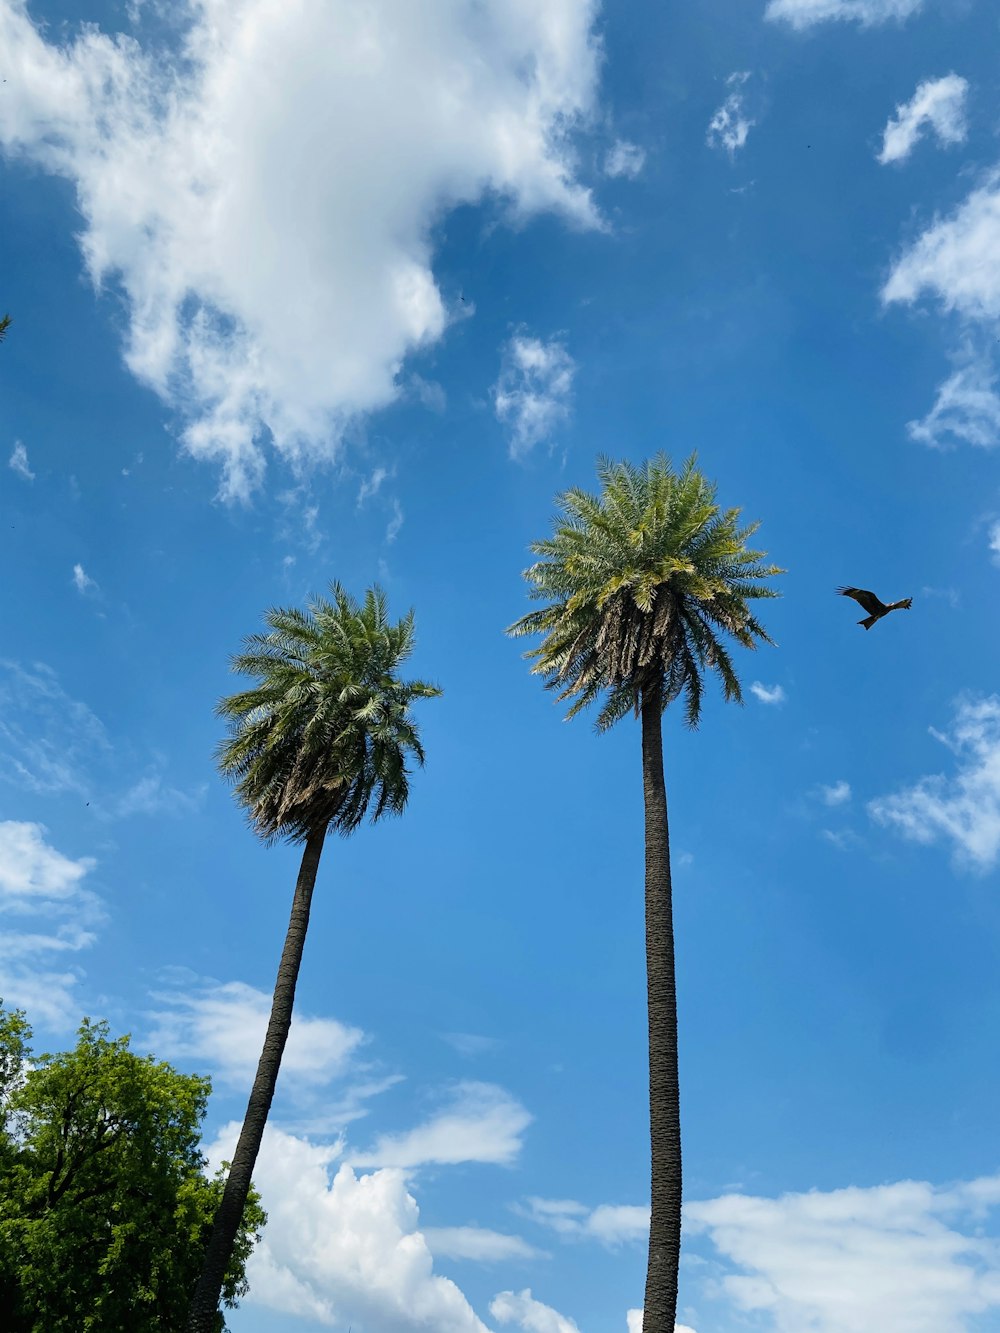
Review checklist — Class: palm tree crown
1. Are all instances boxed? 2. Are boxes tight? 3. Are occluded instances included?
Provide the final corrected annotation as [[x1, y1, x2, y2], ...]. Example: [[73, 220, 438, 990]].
[[509, 453, 782, 727], [217, 583, 440, 843]]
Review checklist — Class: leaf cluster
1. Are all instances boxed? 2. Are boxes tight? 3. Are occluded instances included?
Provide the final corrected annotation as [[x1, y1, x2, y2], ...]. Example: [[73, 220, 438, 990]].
[[508, 454, 783, 729], [217, 582, 441, 843]]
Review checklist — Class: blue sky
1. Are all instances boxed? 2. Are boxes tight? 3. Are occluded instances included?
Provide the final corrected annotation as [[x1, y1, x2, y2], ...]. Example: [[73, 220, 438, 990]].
[[3, 0, 1000, 1329]]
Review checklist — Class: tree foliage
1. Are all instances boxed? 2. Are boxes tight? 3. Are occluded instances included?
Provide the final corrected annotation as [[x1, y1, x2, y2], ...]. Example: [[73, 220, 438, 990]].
[[0, 1003, 265, 1333], [509, 452, 783, 729], [216, 581, 441, 842]]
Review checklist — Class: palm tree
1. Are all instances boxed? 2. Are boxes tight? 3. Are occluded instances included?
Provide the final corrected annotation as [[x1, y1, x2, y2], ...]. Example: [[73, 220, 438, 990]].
[[187, 584, 440, 1333], [508, 454, 781, 1332]]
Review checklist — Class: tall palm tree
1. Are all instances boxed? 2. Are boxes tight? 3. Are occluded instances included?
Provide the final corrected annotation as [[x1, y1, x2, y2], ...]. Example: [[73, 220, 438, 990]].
[[187, 584, 440, 1333], [508, 454, 781, 1332]]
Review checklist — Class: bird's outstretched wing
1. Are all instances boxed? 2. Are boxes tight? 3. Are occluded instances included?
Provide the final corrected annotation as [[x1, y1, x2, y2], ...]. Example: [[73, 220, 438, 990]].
[[836, 586, 885, 616]]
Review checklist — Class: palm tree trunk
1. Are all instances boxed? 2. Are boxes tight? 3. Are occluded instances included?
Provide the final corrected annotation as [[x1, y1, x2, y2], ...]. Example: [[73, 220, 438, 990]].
[[640, 680, 681, 1333], [187, 824, 327, 1333]]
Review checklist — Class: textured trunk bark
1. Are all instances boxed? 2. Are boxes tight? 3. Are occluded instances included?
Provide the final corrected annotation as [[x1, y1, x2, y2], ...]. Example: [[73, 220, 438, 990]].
[[640, 681, 681, 1333], [186, 825, 327, 1333]]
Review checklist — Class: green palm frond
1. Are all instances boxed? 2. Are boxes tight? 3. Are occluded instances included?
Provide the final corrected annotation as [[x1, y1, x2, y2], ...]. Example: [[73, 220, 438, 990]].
[[508, 453, 782, 730], [217, 584, 441, 843]]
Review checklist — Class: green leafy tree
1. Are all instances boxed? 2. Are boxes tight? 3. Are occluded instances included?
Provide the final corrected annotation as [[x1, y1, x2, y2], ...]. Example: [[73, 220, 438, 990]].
[[508, 454, 781, 1332], [188, 583, 441, 1332], [0, 1003, 265, 1332], [0, 314, 10, 343]]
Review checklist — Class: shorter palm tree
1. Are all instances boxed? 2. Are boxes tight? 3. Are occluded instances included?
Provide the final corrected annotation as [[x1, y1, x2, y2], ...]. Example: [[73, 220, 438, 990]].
[[187, 584, 440, 1333]]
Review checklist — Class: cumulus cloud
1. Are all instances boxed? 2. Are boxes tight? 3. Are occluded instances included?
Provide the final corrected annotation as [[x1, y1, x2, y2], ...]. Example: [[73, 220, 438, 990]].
[[147, 977, 366, 1090], [685, 1172, 1000, 1333], [491, 1288, 580, 1333], [351, 1080, 532, 1168], [520, 1196, 649, 1246], [877, 75, 968, 165], [906, 350, 1000, 450], [604, 139, 646, 179], [765, 0, 923, 28], [820, 780, 852, 806], [868, 695, 1000, 871], [0, 0, 603, 501], [71, 563, 98, 596], [707, 73, 754, 160], [750, 681, 786, 705], [206, 1122, 490, 1332], [0, 821, 102, 1028], [493, 334, 575, 457], [8, 441, 33, 480]]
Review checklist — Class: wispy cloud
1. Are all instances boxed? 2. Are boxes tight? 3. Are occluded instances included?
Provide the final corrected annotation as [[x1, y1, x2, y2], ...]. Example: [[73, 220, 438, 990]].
[[493, 334, 575, 458], [765, 0, 924, 29], [604, 140, 646, 180], [351, 1081, 532, 1169], [685, 1172, 1000, 1332], [357, 466, 391, 507], [0, 660, 109, 797], [520, 1196, 649, 1247], [385, 498, 404, 544], [989, 521, 1000, 566], [750, 681, 786, 705], [820, 780, 852, 806], [906, 349, 1000, 450], [0, 821, 102, 1029], [707, 73, 754, 160], [8, 441, 34, 481], [441, 1032, 502, 1057], [868, 694, 1000, 871], [877, 74, 968, 165], [423, 1227, 542, 1263], [71, 563, 99, 596], [0, 0, 602, 501]]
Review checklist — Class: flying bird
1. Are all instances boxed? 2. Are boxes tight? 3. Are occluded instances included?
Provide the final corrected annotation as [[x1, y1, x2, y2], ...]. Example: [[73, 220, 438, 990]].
[[836, 586, 913, 631]]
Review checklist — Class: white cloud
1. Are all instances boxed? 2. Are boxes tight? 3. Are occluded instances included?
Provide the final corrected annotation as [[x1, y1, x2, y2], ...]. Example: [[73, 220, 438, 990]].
[[112, 773, 206, 817], [0, 0, 603, 501], [147, 978, 366, 1091], [684, 1172, 1000, 1333], [71, 563, 98, 596], [0, 821, 102, 1028], [989, 520, 1000, 566], [906, 350, 1000, 450], [491, 1288, 580, 1333], [441, 1032, 502, 1057], [604, 139, 646, 179], [883, 174, 1000, 322], [750, 681, 786, 705], [8, 441, 33, 480], [351, 1080, 532, 1168], [877, 75, 968, 165], [820, 780, 852, 806], [493, 333, 575, 457], [206, 1122, 490, 1332], [521, 1196, 649, 1246], [423, 1227, 542, 1263], [357, 466, 391, 507], [868, 694, 1000, 871], [765, 0, 923, 29], [386, 497, 405, 544], [0, 660, 109, 797], [707, 73, 754, 160], [409, 373, 447, 413]]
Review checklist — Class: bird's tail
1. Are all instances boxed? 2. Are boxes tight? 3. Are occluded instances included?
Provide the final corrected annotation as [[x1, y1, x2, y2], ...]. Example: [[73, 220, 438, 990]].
[[858, 615, 878, 630], [899, 597, 913, 610]]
